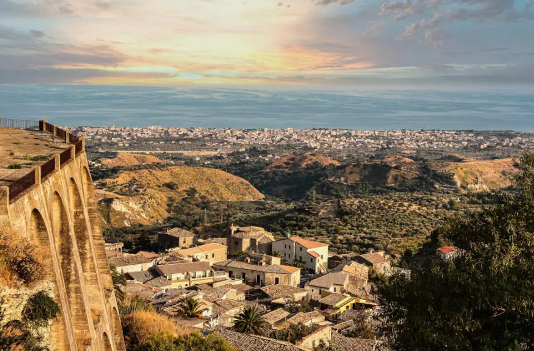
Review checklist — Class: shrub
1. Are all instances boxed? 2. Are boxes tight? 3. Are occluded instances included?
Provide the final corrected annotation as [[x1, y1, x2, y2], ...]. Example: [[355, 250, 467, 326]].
[[122, 311, 189, 349], [0, 230, 48, 287], [22, 291, 61, 327], [7, 163, 22, 169]]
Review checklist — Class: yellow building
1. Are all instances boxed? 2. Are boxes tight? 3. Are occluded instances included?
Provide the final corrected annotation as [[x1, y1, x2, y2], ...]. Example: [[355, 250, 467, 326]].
[[318, 293, 362, 319], [173, 243, 227, 264]]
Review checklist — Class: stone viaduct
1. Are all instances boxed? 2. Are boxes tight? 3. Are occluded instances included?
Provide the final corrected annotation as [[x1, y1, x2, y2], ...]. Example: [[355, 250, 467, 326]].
[[0, 120, 126, 351]]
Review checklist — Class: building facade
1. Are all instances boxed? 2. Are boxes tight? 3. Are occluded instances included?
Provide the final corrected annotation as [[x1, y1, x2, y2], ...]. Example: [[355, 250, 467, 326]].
[[212, 260, 301, 287], [272, 236, 329, 273]]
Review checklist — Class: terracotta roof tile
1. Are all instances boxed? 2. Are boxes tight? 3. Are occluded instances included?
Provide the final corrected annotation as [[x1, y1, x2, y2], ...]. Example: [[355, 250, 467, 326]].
[[290, 237, 328, 249]]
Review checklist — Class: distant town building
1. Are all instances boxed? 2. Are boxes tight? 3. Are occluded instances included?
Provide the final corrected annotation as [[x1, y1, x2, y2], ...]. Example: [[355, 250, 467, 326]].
[[228, 225, 274, 255], [109, 254, 156, 273], [437, 246, 460, 260], [155, 261, 213, 288], [173, 243, 228, 264], [158, 228, 197, 251], [355, 251, 391, 275], [213, 259, 301, 287], [272, 236, 329, 274]]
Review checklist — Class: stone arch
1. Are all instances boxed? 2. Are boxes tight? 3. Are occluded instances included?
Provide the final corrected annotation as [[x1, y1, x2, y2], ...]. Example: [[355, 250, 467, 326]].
[[102, 332, 113, 351], [82, 167, 115, 293], [52, 191, 92, 349], [68, 178, 104, 326], [112, 307, 126, 351], [30, 208, 70, 351]]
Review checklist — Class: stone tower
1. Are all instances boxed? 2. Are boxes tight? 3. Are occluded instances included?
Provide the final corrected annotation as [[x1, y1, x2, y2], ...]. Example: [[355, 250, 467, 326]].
[[0, 120, 125, 351]]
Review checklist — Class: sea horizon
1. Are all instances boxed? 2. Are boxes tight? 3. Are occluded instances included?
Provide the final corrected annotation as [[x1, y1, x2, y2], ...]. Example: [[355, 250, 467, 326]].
[[1, 84, 533, 132]]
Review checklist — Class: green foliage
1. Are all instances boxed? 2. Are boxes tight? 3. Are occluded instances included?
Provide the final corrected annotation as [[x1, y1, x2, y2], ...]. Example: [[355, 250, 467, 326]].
[[111, 265, 127, 285], [177, 297, 204, 319], [376, 152, 534, 351], [23, 154, 50, 162], [7, 163, 22, 169], [22, 291, 61, 328], [137, 331, 235, 351], [0, 320, 46, 351], [283, 297, 313, 314], [269, 323, 316, 344], [232, 305, 267, 335]]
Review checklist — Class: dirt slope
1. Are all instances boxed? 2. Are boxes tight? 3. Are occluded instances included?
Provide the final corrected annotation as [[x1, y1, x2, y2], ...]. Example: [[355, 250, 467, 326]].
[[100, 153, 165, 168], [444, 158, 518, 191], [266, 153, 339, 172]]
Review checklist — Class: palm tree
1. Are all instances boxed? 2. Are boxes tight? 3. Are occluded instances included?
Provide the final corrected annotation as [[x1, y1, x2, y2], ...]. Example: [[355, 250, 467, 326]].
[[232, 305, 267, 336], [177, 297, 204, 319]]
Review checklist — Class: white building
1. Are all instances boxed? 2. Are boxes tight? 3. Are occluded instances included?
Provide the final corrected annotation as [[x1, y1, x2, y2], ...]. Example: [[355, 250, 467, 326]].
[[272, 236, 328, 274]]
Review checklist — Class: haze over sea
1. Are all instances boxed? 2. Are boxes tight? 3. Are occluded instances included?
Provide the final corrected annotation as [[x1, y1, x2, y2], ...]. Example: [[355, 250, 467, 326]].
[[1, 85, 533, 131]]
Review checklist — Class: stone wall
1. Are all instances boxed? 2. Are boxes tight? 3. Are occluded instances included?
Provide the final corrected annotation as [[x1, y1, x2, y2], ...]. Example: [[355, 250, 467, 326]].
[[0, 143, 125, 351]]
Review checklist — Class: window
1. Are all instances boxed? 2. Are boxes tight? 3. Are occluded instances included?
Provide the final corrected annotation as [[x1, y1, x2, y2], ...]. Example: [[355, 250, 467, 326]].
[[311, 288, 314, 292], [333, 287, 337, 292], [321, 255, 324, 259], [300, 247, 302, 252], [288, 254, 291, 259], [241, 272, 246, 280], [183, 238, 187, 243], [256, 275, 261, 284], [229, 271, 233, 278], [212, 253, 215, 258], [205, 255, 208, 259], [202, 271, 207, 277], [274, 277, 280, 284], [310, 258, 313, 262], [284, 244, 287, 249]]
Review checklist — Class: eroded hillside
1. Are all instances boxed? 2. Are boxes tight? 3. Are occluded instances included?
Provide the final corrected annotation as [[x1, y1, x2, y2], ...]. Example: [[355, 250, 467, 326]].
[[96, 166, 264, 227]]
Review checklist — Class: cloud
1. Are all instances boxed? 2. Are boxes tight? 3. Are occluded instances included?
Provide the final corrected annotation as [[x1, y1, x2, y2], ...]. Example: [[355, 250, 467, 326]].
[[313, 0, 357, 5], [381, 0, 534, 41], [0, 0, 113, 17], [29, 29, 46, 38], [363, 19, 385, 35]]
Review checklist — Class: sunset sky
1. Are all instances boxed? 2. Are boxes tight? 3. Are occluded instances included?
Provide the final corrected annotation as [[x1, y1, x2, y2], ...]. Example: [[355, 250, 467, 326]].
[[1, 0, 534, 87]]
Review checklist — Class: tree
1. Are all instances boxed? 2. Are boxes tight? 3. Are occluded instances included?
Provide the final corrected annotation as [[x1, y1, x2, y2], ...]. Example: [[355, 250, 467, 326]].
[[376, 152, 534, 351], [232, 305, 267, 335], [177, 297, 204, 319]]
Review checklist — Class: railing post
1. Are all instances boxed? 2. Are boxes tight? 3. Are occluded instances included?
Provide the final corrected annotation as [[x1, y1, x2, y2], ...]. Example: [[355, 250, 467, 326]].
[[54, 154, 60, 170], [65, 131, 70, 143], [0, 186, 8, 208], [39, 120, 47, 132], [53, 125, 57, 137], [34, 167, 41, 185], [81, 137, 86, 152], [70, 145, 75, 161]]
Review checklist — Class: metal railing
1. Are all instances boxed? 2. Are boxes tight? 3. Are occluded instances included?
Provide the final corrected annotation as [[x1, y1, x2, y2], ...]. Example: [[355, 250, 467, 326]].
[[3, 120, 86, 203], [59, 148, 72, 166], [0, 118, 39, 130], [40, 158, 57, 181], [8, 170, 36, 201]]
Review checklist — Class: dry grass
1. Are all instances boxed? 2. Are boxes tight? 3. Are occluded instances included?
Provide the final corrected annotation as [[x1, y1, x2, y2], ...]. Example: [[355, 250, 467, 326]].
[[122, 311, 191, 348], [100, 153, 165, 168], [445, 158, 518, 191], [0, 227, 50, 288]]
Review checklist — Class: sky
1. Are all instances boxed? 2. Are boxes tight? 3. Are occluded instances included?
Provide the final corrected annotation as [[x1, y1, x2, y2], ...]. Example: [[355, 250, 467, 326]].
[[1, 0, 534, 88]]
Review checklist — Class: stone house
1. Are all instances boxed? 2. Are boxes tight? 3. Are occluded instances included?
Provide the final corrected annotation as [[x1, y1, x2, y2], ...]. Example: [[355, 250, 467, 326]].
[[262, 309, 291, 330], [259, 284, 309, 304], [173, 243, 228, 264], [355, 251, 391, 275], [109, 254, 156, 273], [155, 261, 213, 288], [212, 259, 301, 287], [272, 236, 328, 274], [228, 225, 274, 255], [158, 228, 197, 251], [305, 270, 367, 300], [437, 246, 460, 260]]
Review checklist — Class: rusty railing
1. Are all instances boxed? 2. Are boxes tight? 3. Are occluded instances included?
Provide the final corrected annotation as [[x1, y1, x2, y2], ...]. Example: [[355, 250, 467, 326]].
[[59, 148, 72, 166], [56, 127, 67, 140], [40, 158, 57, 181], [8, 170, 36, 201], [75, 140, 83, 154], [3, 120, 86, 203]]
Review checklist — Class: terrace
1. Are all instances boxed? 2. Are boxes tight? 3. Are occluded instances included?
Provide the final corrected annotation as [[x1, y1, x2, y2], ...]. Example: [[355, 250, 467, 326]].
[[0, 118, 84, 202]]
